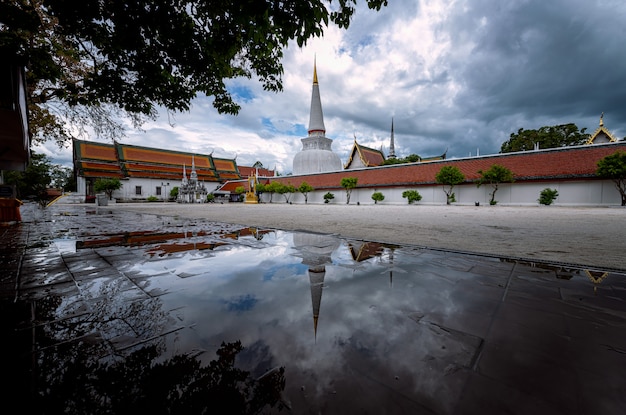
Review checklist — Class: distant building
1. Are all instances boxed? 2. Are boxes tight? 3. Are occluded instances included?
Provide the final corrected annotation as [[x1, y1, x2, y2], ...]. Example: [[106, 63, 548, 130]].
[[292, 61, 343, 175], [73, 139, 242, 202], [344, 140, 386, 169], [585, 114, 619, 145]]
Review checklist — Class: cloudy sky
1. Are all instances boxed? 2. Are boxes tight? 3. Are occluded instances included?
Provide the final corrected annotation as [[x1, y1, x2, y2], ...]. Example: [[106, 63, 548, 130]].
[[38, 0, 626, 173]]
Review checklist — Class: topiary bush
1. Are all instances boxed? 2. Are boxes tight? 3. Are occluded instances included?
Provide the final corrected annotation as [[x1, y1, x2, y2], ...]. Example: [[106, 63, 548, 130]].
[[538, 188, 559, 205], [371, 191, 385, 204], [402, 190, 422, 204]]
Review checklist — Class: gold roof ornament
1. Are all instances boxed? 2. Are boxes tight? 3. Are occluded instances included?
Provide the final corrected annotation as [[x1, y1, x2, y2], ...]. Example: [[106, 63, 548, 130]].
[[585, 113, 618, 144]]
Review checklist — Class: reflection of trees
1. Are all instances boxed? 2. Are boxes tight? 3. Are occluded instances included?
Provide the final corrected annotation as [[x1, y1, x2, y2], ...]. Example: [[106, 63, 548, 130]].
[[21, 277, 286, 413], [35, 341, 286, 414]]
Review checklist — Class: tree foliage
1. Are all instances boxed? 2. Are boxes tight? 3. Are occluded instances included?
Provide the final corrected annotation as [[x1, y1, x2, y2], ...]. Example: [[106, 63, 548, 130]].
[[435, 166, 465, 204], [476, 164, 514, 205], [371, 191, 384, 204], [3, 152, 52, 200], [538, 188, 559, 206], [340, 177, 358, 204], [596, 151, 626, 206], [1, 0, 387, 145], [94, 178, 122, 200], [382, 154, 421, 165], [500, 124, 589, 153], [402, 190, 422, 204], [297, 181, 314, 204], [276, 182, 295, 203]]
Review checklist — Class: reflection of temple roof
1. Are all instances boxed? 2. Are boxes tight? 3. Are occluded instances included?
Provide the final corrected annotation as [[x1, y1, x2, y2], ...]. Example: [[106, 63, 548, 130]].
[[344, 141, 385, 169], [348, 241, 385, 262], [73, 139, 240, 182]]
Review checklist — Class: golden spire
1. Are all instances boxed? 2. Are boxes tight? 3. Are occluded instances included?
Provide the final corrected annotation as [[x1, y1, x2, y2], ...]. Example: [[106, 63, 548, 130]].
[[600, 112, 604, 127], [313, 56, 318, 84]]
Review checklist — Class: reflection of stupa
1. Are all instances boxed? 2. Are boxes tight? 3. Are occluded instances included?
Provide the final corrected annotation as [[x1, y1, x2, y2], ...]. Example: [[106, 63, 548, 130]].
[[292, 233, 340, 340], [292, 61, 343, 175]]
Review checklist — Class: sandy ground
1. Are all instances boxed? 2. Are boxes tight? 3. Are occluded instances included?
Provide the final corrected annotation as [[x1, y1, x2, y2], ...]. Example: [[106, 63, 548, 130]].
[[106, 202, 626, 271]]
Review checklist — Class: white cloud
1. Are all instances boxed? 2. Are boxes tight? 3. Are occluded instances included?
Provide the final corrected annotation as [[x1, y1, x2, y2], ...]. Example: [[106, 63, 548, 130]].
[[42, 0, 626, 171]]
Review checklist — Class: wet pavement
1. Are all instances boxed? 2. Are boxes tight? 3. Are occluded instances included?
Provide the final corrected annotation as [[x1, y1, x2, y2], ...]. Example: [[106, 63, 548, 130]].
[[2, 202, 625, 414]]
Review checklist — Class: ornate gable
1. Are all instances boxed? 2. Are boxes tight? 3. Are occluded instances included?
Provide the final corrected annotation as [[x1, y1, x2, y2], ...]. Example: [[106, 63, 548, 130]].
[[344, 140, 385, 169], [586, 114, 618, 144]]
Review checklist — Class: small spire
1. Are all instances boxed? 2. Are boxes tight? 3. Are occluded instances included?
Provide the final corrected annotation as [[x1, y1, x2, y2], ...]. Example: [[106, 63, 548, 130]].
[[313, 55, 318, 84], [388, 118, 396, 159], [600, 112, 604, 127]]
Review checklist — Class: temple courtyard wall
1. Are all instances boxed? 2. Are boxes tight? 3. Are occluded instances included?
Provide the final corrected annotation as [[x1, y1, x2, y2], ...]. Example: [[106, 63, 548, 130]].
[[259, 178, 620, 206]]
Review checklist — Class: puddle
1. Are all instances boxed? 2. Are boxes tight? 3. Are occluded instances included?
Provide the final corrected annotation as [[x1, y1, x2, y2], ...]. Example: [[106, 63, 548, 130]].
[[5, 205, 626, 414]]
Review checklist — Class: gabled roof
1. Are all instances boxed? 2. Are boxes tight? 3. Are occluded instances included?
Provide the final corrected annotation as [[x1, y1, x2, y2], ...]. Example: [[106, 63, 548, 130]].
[[586, 116, 618, 144], [344, 141, 385, 169], [73, 139, 241, 182]]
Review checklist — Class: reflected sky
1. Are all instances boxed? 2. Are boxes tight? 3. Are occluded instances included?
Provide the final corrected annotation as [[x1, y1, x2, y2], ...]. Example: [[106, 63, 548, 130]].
[[9, 205, 626, 414]]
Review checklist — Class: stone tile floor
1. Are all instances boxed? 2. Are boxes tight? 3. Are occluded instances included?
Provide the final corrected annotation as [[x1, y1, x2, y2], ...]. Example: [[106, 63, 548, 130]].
[[1, 202, 625, 414]]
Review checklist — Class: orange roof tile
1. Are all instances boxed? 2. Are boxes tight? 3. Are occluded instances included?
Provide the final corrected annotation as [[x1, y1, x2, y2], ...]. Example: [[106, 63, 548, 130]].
[[270, 143, 626, 190]]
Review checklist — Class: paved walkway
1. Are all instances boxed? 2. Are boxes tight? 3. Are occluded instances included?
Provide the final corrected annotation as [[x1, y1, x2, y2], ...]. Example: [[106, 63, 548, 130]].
[[1, 202, 625, 414], [107, 202, 626, 271]]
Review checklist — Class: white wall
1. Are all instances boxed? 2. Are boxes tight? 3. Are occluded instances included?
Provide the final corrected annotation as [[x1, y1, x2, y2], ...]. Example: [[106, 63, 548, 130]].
[[259, 179, 623, 206]]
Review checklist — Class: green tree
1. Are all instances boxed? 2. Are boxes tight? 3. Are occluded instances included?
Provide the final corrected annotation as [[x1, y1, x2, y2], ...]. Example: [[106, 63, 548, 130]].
[[94, 178, 122, 200], [382, 153, 421, 165], [340, 177, 358, 204], [170, 186, 179, 200], [538, 188, 559, 206], [323, 192, 335, 203], [435, 166, 465, 205], [596, 151, 626, 206], [277, 183, 295, 203], [402, 190, 422, 204], [49, 165, 76, 191], [256, 183, 266, 200], [3, 152, 52, 202], [264, 181, 282, 203], [371, 191, 384, 204], [476, 164, 515, 205], [297, 181, 314, 204], [500, 124, 589, 153], [2, 0, 388, 146]]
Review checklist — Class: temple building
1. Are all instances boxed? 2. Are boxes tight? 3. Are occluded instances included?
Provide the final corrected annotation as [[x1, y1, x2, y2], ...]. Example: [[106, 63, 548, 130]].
[[73, 139, 241, 202], [292, 61, 343, 175], [344, 139, 386, 169]]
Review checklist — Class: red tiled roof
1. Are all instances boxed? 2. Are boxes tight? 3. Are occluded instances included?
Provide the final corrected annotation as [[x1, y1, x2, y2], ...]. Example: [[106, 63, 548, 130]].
[[269, 143, 626, 189], [119, 146, 213, 168], [73, 139, 240, 182], [238, 166, 275, 178], [76, 141, 118, 161], [217, 180, 248, 192], [345, 142, 385, 168], [213, 158, 238, 172]]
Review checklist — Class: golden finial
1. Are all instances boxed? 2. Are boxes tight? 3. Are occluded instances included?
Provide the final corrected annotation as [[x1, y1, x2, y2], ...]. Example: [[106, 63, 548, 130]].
[[313, 55, 318, 84], [600, 112, 604, 127]]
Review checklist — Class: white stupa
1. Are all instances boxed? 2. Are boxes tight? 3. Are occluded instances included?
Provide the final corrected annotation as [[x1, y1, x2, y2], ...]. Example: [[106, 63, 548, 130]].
[[292, 61, 343, 175]]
